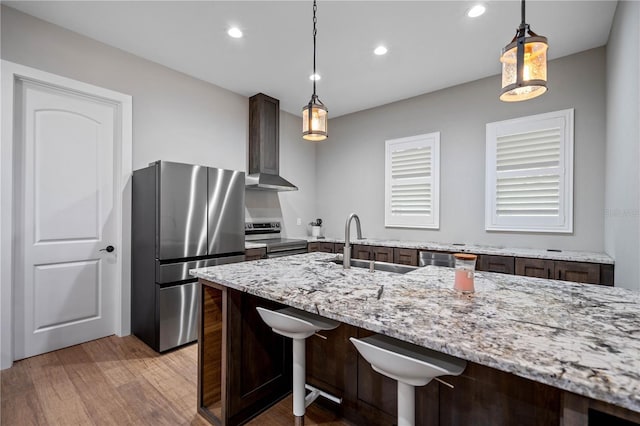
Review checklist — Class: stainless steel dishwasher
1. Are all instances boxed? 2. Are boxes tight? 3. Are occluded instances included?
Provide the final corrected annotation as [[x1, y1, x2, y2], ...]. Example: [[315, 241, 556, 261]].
[[419, 251, 455, 267]]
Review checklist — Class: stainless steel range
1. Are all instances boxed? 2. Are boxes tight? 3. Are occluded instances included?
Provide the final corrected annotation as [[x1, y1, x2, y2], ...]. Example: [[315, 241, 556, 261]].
[[245, 222, 308, 258]]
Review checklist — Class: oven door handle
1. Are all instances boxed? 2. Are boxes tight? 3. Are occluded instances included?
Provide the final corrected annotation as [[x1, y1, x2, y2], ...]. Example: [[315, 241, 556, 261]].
[[267, 248, 308, 258]]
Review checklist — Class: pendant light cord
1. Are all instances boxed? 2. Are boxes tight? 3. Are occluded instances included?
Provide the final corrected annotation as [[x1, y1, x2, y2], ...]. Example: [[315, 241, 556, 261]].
[[518, 0, 538, 37], [312, 0, 318, 98]]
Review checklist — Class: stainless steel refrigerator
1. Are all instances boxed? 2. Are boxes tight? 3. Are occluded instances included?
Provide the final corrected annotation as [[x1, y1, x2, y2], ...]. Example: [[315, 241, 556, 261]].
[[132, 161, 245, 352]]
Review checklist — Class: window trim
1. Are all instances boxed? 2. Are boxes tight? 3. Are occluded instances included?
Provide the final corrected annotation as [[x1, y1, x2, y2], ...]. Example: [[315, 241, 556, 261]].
[[485, 109, 574, 233], [385, 132, 440, 229]]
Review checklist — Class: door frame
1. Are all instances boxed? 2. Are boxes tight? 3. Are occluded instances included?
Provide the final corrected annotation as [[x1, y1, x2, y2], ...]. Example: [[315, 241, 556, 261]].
[[1, 60, 133, 369]]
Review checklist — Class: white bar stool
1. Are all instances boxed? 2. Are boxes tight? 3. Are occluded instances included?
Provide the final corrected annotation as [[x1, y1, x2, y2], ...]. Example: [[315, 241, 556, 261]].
[[257, 307, 340, 426], [351, 334, 467, 426]]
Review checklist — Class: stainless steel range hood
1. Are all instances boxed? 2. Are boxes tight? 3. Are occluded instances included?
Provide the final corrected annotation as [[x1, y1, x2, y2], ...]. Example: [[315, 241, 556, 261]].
[[245, 172, 297, 191], [246, 93, 298, 192]]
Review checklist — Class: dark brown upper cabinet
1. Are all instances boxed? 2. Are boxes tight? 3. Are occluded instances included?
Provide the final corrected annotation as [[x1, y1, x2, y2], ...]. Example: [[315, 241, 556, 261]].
[[249, 93, 279, 175]]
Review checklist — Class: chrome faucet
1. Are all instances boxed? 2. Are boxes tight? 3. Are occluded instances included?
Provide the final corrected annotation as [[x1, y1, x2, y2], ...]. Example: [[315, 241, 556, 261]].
[[343, 213, 362, 269]]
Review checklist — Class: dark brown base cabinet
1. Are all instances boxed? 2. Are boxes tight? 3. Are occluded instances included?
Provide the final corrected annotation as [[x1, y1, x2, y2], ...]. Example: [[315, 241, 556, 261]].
[[308, 242, 344, 254], [515, 258, 610, 286], [198, 283, 291, 426], [477, 255, 515, 274], [244, 248, 266, 261], [307, 241, 336, 253], [554, 260, 601, 283], [394, 248, 419, 266], [305, 324, 358, 414], [515, 257, 556, 279], [308, 243, 417, 266], [352, 245, 397, 264], [352, 244, 373, 260]]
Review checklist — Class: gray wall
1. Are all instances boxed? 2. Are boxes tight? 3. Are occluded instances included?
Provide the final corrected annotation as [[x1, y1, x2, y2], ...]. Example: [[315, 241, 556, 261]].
[[605, 1, 640, 291], [317, 48, 606, 253], [1, 5, 315, 234]]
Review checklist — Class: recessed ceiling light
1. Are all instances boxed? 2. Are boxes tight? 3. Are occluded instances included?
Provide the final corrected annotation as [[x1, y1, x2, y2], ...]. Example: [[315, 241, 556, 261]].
[[227, 27, 243, 38], [374, 46, 388, 56], [467, 4, 486, 18], [309, 73, 321, 81]]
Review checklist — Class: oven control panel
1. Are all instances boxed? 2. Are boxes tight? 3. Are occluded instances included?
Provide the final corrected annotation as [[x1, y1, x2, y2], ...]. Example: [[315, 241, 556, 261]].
[[245, 221, 281, 235]]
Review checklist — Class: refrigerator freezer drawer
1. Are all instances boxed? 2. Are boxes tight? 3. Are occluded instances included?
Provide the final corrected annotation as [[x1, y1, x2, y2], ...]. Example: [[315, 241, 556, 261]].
[[158, 282, 198, 352], [155, 254, 245, 284]]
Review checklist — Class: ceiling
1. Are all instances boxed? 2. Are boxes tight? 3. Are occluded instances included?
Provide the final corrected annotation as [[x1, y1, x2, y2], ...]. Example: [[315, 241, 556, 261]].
[[6, 1, 617, 118]]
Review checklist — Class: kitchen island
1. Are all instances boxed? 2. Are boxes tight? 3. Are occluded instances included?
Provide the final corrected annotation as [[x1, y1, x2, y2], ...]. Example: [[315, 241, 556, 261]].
[[191, 252, 640, 426]]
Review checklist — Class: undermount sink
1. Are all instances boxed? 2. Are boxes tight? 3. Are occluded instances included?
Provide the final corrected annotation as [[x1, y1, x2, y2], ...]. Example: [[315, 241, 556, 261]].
[[331, 258, 418, 274]]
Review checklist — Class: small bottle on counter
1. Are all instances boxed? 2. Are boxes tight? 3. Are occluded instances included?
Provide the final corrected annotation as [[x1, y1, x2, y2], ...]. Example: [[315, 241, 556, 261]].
[[453, 253, 477, 293]]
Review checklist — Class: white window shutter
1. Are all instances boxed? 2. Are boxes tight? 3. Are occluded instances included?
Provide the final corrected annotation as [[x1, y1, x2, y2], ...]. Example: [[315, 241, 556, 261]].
[[385, 133, 440, 229], [486, 109, 574, 232]]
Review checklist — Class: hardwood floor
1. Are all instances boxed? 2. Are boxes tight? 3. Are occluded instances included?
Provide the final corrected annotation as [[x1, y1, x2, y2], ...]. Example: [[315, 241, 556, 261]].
[[1, 335, 350, 426]]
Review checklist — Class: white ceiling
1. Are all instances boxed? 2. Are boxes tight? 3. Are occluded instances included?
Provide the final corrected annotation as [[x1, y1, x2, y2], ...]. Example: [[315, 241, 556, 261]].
[[6, 1, 617, 117]]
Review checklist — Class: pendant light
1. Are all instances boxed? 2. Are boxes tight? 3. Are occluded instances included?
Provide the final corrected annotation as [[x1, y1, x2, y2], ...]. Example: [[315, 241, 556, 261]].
[[302, 0, 328, 141], [499, 0, 548, 102]]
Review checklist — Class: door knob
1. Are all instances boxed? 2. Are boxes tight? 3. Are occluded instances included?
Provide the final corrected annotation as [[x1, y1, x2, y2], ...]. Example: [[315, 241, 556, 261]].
[[100, 245, 115, 253]]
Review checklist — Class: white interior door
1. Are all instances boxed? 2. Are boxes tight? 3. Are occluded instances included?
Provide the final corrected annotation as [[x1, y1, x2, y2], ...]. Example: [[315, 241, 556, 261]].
[[14, 79, 118, 360]]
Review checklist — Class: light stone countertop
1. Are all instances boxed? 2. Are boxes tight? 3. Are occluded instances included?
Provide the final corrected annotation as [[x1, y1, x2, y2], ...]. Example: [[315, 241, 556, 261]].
[[191, 252, 638, 413], [307, 237, 614, 264]]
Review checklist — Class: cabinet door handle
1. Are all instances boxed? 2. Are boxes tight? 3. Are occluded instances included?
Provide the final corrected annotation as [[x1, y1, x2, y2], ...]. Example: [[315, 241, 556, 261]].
[[314, 333, 327, 340]]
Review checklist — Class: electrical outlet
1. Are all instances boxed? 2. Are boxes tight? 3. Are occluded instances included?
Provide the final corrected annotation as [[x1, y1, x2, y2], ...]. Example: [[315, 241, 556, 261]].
[[296, 218, 302, 226]]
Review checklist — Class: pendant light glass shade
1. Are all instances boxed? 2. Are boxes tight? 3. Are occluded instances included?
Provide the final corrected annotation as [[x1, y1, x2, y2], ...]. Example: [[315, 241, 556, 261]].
[[302, 0, 328, 141], [302, 100, 328, 141], [500, 36, 548, 101], [500, 0, 548, 102]]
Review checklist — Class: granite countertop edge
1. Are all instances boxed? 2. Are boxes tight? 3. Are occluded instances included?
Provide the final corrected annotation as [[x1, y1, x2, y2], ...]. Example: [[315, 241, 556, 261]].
[[307, 237, 614, 264]]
